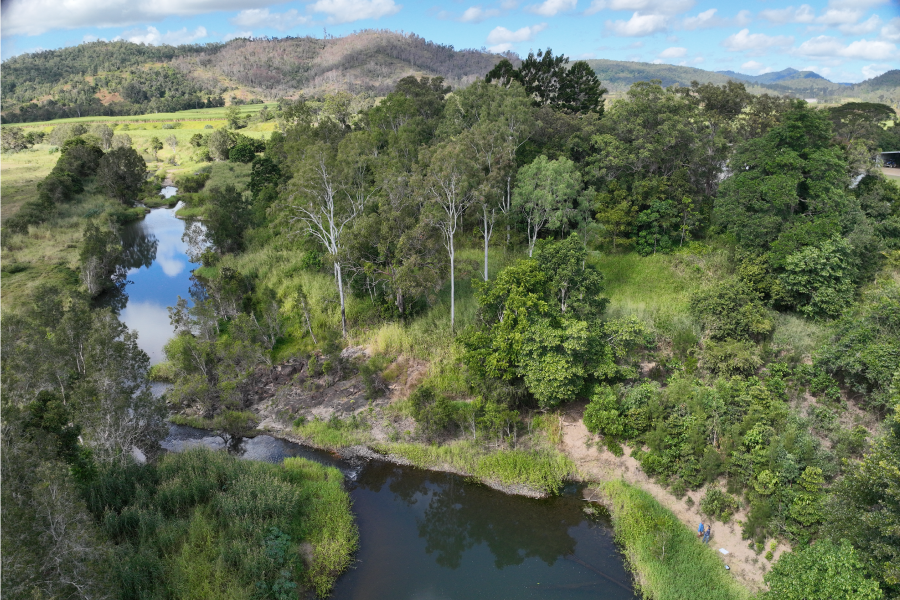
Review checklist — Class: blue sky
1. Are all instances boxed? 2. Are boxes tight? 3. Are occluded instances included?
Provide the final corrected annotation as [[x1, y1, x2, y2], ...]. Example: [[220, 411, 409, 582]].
[[1, 0, 898, 82]]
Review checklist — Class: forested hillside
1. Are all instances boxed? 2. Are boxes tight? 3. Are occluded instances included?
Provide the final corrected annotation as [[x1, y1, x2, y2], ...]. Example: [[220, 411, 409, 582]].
[[4, 31, 898, 125], [1, 31, 505, 123], [588, 58, 898, 105], [2, 42, 900, 600]]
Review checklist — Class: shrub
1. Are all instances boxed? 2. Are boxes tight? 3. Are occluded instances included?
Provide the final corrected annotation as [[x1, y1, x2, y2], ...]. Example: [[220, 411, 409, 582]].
[[700, 487, 739, 522], [690, 278, 773, 341], [583, 384, 624, 436], [408, 386, 453, 438], [229, 142, 256, 163], [700, 339, 762, 376], [174, 172, 210, 193]]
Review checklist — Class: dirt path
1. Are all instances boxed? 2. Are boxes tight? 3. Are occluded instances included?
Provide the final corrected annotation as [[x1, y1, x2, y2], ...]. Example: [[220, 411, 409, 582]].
[[560, 402, 783, 594]]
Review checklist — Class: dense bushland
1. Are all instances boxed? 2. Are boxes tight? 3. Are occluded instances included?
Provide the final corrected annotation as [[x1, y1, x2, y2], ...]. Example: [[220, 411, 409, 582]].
[[3, 42, 900, 599]]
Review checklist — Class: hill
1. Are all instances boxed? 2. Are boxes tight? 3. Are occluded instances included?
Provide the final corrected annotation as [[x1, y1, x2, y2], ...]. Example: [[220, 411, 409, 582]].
[[717, 67, 829, 85], [2, 32, 898, 123], [1, 31, 505, 123]]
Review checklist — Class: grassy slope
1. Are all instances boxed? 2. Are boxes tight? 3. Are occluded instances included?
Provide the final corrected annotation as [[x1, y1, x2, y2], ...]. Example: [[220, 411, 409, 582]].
[[599, 479, 750, 600]]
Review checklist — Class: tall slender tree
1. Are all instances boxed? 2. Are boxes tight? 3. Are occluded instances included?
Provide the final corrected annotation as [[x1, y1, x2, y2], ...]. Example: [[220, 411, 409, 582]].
[[420, 142, 477, 332]]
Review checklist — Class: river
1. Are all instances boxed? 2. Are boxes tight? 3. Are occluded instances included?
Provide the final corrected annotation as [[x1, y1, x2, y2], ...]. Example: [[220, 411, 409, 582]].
[[119, 192, 638, 600]]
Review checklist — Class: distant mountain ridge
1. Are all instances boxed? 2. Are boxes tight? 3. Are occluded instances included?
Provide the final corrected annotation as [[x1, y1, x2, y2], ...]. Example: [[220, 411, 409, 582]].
[[1, 32, 898, 123], [587, 58, 897, 104], [717, 67, 830, 85]]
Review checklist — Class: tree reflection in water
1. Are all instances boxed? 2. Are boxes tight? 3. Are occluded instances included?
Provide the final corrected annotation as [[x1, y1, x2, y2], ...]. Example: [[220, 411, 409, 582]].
[[95, 221, 159, 313], [355, 462, 584, 570]]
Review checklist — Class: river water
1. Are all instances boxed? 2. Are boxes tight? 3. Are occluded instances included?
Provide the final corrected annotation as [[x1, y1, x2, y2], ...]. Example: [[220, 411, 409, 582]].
[[121, 192, 637, 600]]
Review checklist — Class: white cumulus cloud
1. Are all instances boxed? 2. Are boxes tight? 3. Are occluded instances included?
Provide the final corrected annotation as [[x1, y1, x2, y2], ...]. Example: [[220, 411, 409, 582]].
[[117, 25, 208, 45], [486, 22, 547, 51], [586, 0, 693, 16], [458, 6, 502, 22], [308, 0, 401, 23], [722, 29, 794, 54], [881, 17, 900, 42], [606, 12, 668, 36], [861, 63, 891, 79], [795, 35, 896, 60], [231, 8, 311, 30], [759, 4, 815, 25], [526, 0, 577, 16], [816, 7, 864, 26], [3, 0, 283, 36], [838, 14, 882, 34], [659, 46, 687, 58], [682, 8, 720, 29]]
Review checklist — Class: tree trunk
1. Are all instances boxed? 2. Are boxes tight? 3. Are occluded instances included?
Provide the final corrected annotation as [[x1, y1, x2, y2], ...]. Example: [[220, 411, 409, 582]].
[[506, 177, 512, 247], [335, 261, 347, 337], [450, 234, 456, 333]]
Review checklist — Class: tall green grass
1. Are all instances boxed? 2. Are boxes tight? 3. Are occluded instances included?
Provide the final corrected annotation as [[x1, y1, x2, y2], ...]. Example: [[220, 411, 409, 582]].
[[85, 447, 357, 599], [599, 479, 750, 600], [593, 250, 713, 335], [373, 440, 575, 496]]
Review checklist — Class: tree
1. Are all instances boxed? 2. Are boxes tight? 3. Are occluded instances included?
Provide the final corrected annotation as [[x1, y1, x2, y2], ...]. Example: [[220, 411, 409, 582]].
[[828, 102, 896, 146], [344, 159, 445, 318], [148, 136, 163, 160], [165, 133, 178, 152], [519, 48, 569, 108], [442, 79, 535, 249], [595, 181, 636, 249], [205, 185, 252, 254], [1, 417, 113, 600], [96, 146, 146, 204], [817, 282, 900, 408], [780, 235, 856, 319], [79, 221, 124, 297], [485, 59, 523, 88], [715, 102, 849, 251], [111, 133, 132, 149], [225, 105, 242, 129], [249, 155, 282, 201], [91, 123, 114, 150], [190, 132, 205, 147], [1, 127, 30, 152], [212, 410, 259, 446], [208, 128, 233, 161], [420, 141, 477, 332], [824, 390, 900, 595], [282, 135, 376, 337], [461, 235, 634, 409], [229, 141, 256, 163], [513, 155, 582, 256], [560, 61, 606, 115], [762, 540, 883, 600], [690, 279, 773, 342]]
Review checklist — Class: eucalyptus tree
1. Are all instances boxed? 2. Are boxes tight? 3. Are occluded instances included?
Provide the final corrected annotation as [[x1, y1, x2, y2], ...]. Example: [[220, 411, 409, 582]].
[[419, 141, 477, 332], [443, 79, 535, 259], [513, 155, 582, 256], [282, 131, 377, 336]]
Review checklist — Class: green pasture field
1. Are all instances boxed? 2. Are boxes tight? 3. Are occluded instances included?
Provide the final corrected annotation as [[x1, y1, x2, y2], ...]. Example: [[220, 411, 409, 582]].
[[1, 105, 275, 223], [4, 103, 278, 127]]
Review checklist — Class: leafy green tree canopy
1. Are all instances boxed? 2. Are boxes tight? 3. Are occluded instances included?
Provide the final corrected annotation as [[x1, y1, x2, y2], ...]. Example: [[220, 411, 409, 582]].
[[763, 539, 883, 600]]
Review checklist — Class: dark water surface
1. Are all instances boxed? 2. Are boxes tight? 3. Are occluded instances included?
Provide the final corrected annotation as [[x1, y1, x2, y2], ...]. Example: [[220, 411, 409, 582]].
[[162, 426, 637, 600]]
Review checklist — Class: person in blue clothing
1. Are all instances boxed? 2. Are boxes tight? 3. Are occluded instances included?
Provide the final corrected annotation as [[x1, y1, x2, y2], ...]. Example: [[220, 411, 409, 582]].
[[698, 522, 705, 538], [703, 526, 712, 544]]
